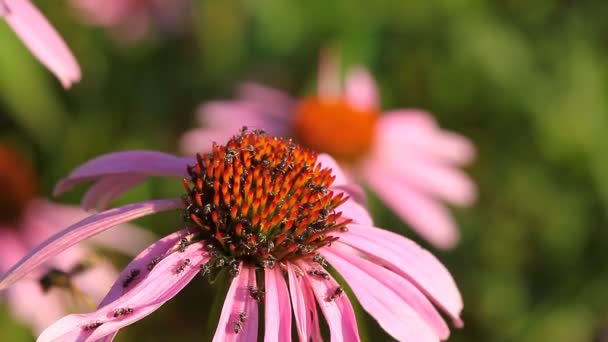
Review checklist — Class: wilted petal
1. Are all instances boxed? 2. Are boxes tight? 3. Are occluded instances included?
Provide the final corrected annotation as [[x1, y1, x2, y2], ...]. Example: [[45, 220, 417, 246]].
[[345, 67, 379, 111], [37, 243, 208, 342], [2, 0, 81, 88], [213, 264, 259, 342], [324, 244, 450, 340], [297, 261, 360, 342], [0, 198, 182, 290], [337, 224, 463, 326], [53, 151, 192, 196], [264, 267, 291, 342]]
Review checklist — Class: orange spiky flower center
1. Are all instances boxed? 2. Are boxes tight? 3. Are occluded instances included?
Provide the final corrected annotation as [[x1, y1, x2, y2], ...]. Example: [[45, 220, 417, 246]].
[[182, 129, 350, 270], [293, 96, 378, 162], [0, 145, 39, 224]]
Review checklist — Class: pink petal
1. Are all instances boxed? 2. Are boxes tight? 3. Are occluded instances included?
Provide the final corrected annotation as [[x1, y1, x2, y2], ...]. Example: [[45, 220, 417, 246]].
[[0, 198, 182, 290], [317, 153, 350, 186], [322, 248, 439, 341], [81, 174, 147, 211], [37, 243, 208, 341], [345, 67, 379, 111], [287, 264, 322, 342], [264, 267, 291, 342], [72, 261, 119, 303], [92, 229, 194, 342], [0, 228, 27, 271], [375, 112, 475, 165], [53, 151, 192, 196], [297, 260, 360, 342], [325, 244, 450, 340], [338, 198, 373, 226], [337, 224, 463, 326], [362, 165, 459, 249], [213, 264, 259, 342], [180, 127, 245, 155], [6, 280, 66, 334], [197, 101, 289, 133], [317, 47, 342, 99], [2, 0, 81, 88], [238, 82, 295, 120], [375, 156, 477, 207], [88, 223, 158, 257]]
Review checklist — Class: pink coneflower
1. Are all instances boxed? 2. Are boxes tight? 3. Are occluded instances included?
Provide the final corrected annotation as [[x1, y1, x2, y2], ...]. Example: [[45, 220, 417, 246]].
[[0, 130, 463, 341], [70, 0, 191, 41], [0, 0, 81, 88], [0, 145, 154, 334], [182, 53, 477, 249]]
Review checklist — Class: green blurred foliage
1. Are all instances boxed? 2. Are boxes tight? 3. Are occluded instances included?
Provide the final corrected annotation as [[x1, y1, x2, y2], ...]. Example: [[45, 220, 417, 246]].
[[2, 0, 608, 341]]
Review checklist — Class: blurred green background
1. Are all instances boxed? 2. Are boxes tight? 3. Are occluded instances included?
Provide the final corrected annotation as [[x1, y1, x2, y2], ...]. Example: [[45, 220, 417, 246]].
[[2, 0, 608, 341]]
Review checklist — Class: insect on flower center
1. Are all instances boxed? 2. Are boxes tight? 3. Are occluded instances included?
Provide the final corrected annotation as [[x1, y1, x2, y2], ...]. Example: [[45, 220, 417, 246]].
[[293, 96, 378, 162], [182, 129, 350, 270], [0, 145, 39, 224]]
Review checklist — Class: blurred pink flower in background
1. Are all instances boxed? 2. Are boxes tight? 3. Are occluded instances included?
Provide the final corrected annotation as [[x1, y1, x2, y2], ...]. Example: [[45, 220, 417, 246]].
[[0, 145, 154, 334], [70, 0, 191, 41], [0, 131, 463, 341], [0, 0, 81, 88], [181, 52, 477, 249]]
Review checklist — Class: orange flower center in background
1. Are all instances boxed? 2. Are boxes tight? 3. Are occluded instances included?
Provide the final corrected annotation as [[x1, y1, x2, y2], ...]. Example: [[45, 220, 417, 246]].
[[182, 129, 350, 274], [293, 97, 378, 162], [0, 145, 39, 224]]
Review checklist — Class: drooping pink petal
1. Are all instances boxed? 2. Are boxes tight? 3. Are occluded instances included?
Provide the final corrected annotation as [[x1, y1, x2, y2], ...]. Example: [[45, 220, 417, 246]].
[[325, 244, 450, 340], [345, 67, 379, 111], [337, 224, 463, 326], [322, 248, 438, 341], [297, 260, 360, 342], [317, 153, 350, 187], [53, 151, 192, 196], [37, 243, 208, 342], [0, 198, 182, 290], [264, 267, 291, 342], [81, 174, 147, 211], [287, 264, 322, 342], [213, 264, 259, 342], [0, 228, 27, 271], [0, 2, 8, 15], [375, 111, 475, 165], [2, 0, 81, 88], [361, 164, 459, 249], [88, 223, 157, 257], [6, 280, 66, 334], [373, 156, 477, 207]]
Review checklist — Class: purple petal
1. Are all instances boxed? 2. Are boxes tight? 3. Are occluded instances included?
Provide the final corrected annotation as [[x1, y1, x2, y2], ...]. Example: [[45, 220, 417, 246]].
[[197, 101, 289, 133], [37, 242, 208, 341], [345, 67, 379, 111], [81, 174, 147, 211], [213, 264, 259, 342], [180, 127, 244, 155], [53, 151, 192, 196], [287, 264, 321, 342], [324, 244, 450, 340], [297, 260, 360, 342], [362, 165, 459, 249], [238, 82, 295, 121], [264, 267, 291, 342], [0, 198, 182, 290], [337, 224, 463, 326], [2, 0, 81, 88]]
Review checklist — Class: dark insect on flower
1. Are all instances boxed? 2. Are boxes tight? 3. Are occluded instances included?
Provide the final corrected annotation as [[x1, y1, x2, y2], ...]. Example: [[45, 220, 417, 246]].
[[82, 320, 104, 331], [122, 269, 140, 288], [326, 286, 344, 302], [113, 307, 134, 317], [147, 256, 162, 271], [233, 320, 242, 334], [248, 286, 265, 302], [307, 269, 330, 280], [224, 149, 239, 163], [176, 258, 191, 274], [238, 311, 247, 322], [312, 254, 328, 266], [177, 237, 190, 252]]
